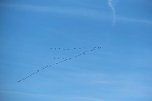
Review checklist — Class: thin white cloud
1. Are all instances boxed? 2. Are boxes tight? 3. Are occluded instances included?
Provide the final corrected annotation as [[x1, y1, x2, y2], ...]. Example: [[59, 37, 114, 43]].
[[44, 70, 111, 85], [69, 96, 104, 101], [118, 16, 152, 25], [108, 0, 116, 25], [93, 80, 111, 84], [0, 90, 104, 101], [0, 3, 152, 25], [0, 3, 102, 17], [40, 70, 110, 85], [0, 90, 49, 97]]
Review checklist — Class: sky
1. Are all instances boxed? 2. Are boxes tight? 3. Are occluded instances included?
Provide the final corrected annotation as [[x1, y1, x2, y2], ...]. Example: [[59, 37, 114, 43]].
[[0, 0, 152, 101]]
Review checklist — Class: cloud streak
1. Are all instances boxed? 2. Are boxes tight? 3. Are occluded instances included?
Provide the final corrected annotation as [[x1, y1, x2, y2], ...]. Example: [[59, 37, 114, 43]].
[[52, 70, 111, 85], [108, 0, 116, 24], [0, 3, 152, 25], [0, 90, 104, 101]]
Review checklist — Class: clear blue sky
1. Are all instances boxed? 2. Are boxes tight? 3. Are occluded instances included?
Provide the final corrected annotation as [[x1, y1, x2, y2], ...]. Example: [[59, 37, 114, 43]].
[[0, 0, 152, 101]]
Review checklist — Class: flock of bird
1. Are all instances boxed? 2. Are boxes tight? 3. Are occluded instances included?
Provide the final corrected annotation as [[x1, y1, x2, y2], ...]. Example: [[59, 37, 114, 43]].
[[50, 46, 102, 60], [49, 47, 102, 51], [17, 46, 103, 83], [50, 48, 83, 50]]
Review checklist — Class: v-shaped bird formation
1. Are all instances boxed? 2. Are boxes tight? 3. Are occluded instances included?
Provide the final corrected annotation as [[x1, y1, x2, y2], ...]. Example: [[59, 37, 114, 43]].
[[18, 46, 103, 83]]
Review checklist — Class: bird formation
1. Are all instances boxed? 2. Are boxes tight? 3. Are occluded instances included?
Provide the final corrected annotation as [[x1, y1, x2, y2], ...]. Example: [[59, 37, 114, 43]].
[[52, 57, 67, 60], [49, 46, 102, 51], [50, 48, 83, 50], [17, 46, 103, 83]]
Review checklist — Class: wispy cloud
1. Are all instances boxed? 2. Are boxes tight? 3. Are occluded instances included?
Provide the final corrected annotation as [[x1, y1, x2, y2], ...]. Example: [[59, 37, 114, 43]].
[[108, 0, 116, 25], [68, 96, 104, 101], [60, 71, 111, 85], [41, 70, 112, 86], [118, 16, 152, 25], [0, 3, 152, 25], [0, 90, 51, 97], [0, 90, 104, 101], [0, 3, 103, 17]]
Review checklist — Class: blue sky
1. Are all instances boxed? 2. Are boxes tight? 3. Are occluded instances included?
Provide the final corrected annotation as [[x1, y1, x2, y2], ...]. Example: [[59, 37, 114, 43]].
[[0, 0, 152, 101]]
